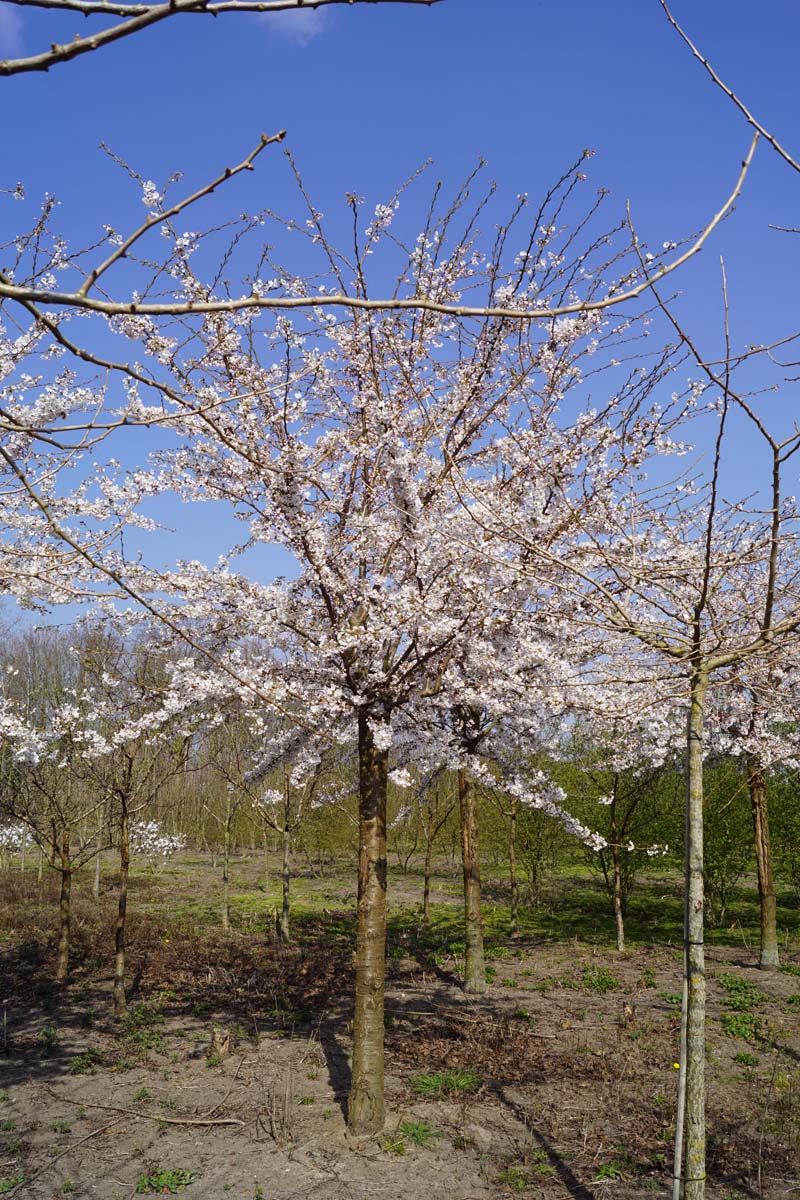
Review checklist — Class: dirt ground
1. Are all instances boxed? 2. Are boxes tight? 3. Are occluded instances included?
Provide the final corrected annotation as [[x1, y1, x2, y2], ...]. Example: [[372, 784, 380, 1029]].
[[0, 859, 798, 1200]]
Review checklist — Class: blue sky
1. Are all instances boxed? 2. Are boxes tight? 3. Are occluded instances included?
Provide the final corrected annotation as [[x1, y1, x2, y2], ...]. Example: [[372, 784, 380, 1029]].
[[2, 0, 800, 611]]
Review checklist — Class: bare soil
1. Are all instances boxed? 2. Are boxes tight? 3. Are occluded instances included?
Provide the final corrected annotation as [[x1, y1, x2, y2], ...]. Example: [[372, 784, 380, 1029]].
[[0, 857, 798, 1200]]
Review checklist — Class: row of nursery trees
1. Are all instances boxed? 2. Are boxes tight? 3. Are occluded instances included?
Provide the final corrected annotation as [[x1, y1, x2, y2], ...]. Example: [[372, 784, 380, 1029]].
[[3, 621, 800, 966], [2, 108, 800, 1200]]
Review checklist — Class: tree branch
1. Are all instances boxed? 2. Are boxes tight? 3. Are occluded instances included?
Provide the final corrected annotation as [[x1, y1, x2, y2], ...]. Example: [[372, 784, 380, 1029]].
[[660, 0, 800, 174], [0, 0, 441, 77], [0, 133, 757, 321]]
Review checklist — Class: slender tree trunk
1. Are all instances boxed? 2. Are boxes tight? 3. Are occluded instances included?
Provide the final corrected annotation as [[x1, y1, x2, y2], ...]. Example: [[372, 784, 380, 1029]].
[[93, 848, 101, 898], [747, 754, 779, 969], [278, 818, 291, 943], [610, 777, 625, 953], [221, 800, 231, 932], [55, 831, 71, 983], [113, 801, 130, 1016], [676, 669, 708, 1200], [458, 768, 486, 994], [348, 711, 389, 1135], [422, 817, 433, 927], [20, 834, 26, 873], [37, 844, 44, 884], [509, 806, 518, 940], [263, 830, 270, 893]]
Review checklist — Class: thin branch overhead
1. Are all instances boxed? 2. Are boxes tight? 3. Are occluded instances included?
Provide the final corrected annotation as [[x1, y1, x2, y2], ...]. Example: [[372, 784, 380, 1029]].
[[660, 0, 800, 175], [0, 0, 441, 76], [0, 132, 758, 322]]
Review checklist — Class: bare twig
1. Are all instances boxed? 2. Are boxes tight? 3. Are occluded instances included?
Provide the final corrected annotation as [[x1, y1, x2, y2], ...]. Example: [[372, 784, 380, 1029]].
[[0, 134, 758, 322], [79, 132, 285, 298], [5, 1116, 125, 1196], [660, 0, 800, 174], [46, 1087, 246, 1126]]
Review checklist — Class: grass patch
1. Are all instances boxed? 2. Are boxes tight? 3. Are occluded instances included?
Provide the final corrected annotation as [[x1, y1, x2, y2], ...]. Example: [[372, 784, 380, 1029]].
[[582, 965, 620, 993], [396, 1119, 440, 1149], [409, 1066, 481, 1100], [497, 1164, 527, 1191]]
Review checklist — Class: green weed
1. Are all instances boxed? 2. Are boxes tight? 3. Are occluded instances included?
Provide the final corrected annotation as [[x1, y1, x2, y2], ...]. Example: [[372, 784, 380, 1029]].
[[720, 1011, 759, 1040], [716, 973, 766, 1011], [70, 1049, 101, 1075], [594, 1161, 625, 1180], [397, 1119, 440, 1149], [409, 1067, 481, 1099], [122, 1004, 165, 1055], [135, 1167, 194, 1194], [39, 1025, 58, 1054], [381, 1132, 406, 1155], [497, 1164, 527, 1191], [582, 965, 620, 993]]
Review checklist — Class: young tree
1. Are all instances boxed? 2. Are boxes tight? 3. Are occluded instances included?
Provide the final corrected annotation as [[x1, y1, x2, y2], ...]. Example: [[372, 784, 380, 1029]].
[[487, 383, 800, 1200], [79, 157, 681, 1132], [707, 658, 800, 966], [76, 633, 196, 1013], [0, 630, 109, 980]]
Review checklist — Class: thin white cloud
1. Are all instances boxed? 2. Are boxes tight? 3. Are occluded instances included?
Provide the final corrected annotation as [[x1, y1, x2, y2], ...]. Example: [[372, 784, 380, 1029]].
[[0, 3, 23, 55], [260, 7, 330, 46]]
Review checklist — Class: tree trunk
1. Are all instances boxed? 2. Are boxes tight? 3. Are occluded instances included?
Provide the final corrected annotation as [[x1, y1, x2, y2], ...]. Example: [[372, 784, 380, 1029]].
[[747, 755, 779, 969], [55, 831, 71, 983], [93, 848, 101, 898], [263, 830, 270, 893], [610, 777, 625, 953], [675, 669, 708, 1200], [278, 818, 291, 944], [221, 801, 231, 932], [113, 802, 130, 1016], [458, 768, 486, 994], [509, 806, 518, 940], [348, 711, 389, 1135], [422, 817, 433, 927]]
